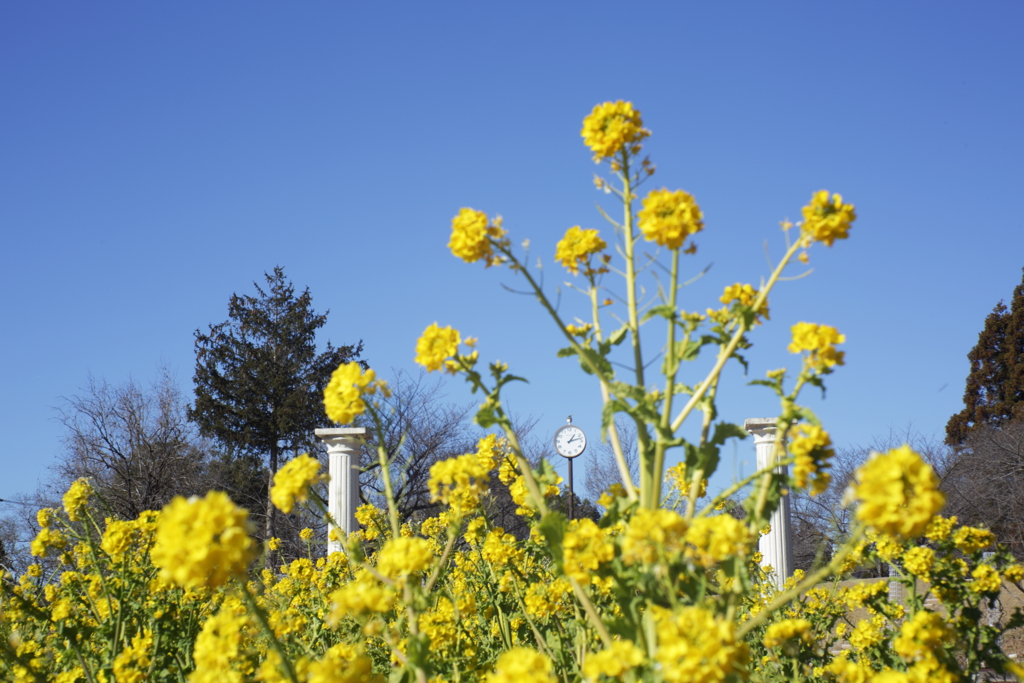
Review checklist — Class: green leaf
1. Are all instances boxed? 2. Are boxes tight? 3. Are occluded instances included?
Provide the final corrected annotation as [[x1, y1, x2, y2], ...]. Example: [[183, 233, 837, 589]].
[[710, 422, 748, 446], [556, 346, 578, 358], [537, 511, 569, 568], [607, 324, 630, 346], [641, 304, 677, 324]]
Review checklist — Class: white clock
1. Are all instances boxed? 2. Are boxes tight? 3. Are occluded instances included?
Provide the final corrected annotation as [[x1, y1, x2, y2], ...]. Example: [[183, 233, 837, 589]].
[[554, 424, 587, 458]]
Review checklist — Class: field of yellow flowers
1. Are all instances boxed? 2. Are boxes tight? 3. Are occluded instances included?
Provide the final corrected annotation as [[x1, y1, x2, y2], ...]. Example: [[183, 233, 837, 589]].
[[3, 102, 1023, 683]]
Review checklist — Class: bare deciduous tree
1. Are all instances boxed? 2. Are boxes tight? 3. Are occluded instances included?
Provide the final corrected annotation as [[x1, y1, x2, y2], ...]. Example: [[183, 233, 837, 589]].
[[942, 417, 1024, 559], [584, 419, 639, 503], [53, 369, 212, 520], [358, 370, 479, 523], [790, 426, 955, 574]]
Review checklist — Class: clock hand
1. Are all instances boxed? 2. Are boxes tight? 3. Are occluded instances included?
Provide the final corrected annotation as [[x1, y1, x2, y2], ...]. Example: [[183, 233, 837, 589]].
[[567, 435, 578, 443]]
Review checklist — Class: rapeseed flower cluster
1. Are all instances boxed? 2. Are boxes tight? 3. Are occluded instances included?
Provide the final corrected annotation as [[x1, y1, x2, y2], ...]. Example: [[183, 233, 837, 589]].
[[324, 361, 388, 425], [427, 447, 492, 513], [787, 423, 834, 495], [655, 606, 748, 683], [62, 478, 93, 522], [448, 208, 507, 266], [801, 190, 856, 247], [554, 226, 608, 276], [853, 446, 945, 539], [788, 322, 846, 371], [580, 100, 649, 161], [582, 640, 645, 681], [415, 322, 462, 372], [271, 453, 326, 514], [637, 187, 704, 251], [150, 490, 256, 589]]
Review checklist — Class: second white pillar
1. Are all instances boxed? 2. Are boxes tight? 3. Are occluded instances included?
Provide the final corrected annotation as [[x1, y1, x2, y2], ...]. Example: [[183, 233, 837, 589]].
[[744, 417, 793, 588]]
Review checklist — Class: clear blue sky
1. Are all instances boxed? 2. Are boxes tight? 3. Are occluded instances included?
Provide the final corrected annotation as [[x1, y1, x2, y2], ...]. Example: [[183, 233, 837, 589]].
[[2, 2, 1022, 502]]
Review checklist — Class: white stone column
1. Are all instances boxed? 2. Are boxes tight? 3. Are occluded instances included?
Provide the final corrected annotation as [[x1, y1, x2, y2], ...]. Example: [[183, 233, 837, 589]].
[[744, 418, 793, 588], [315, 427, 366, 554]]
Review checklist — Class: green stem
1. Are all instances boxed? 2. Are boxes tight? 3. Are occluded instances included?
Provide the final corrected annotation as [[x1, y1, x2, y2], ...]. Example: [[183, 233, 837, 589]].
[[670, 238, 802, 433], [239, 582, 301, 683], [497, 243, 636, 503], [737, 526, 866, 638], [568, 576, 613, 648], [366, 405, 401, 538], [653, 249, 681, 509]]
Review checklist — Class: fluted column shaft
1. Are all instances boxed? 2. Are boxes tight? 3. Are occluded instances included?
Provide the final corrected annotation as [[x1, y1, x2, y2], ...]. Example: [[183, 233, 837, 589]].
[[744, 418, 793, 588], [315, 427, 366, 555]]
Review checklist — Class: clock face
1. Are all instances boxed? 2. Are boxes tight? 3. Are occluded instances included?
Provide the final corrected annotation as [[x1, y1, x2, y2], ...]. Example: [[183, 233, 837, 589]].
[[554, 424, 587, 458]]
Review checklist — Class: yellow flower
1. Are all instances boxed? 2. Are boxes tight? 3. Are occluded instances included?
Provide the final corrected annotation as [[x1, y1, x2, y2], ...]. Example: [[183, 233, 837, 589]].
[[789, 322, 846, 371], [355, 504, 388, 540], [952, 526, 995, 554], [299, 528, 314, 541], [376, 537, 434, 579], [622, 508, 687, 564], [427, 448, 492, 514], [763, 618, 813, 650], [112, 630, 153, 683], [30, 527, 67, 558], [665, 462, 707, 498], [562, 518, 614, 583], [524, 579, 571, 620], [1004, 565, 1024, 583], [854, 446, 945, 539], [684, 515, 750, 567], [328, 572, 396, 621], [841, 580, 889, 610], [485, 647, 557, 683], [150, 491, 256, 589], [582, 640, 645, 681], [849, 615, 886, 651], [324, 362, 386, 424], [448, 208, 507, 265], [307, 644, 378, 683], [565, 323, 593, 337], [37, 508, 55, 528], [902, 546, 935, 580], [267, 537, 281, 551], [597, 482, 627, 508], [801, 190, 856, 247], [554, 226, 607, 276], [270, 454, 321, 511], [101, 513, 157, 562], [826, 652, 874, 683], [924, 515, 957, 542], [62, 478, 93, 522], [464, 517, 487, 545], [580, 101, 649, 161], [893, 610, 950, 662], [971, 564, 1002, 593], [190, 597, 255, 683], [655, 606, 748, 683], [415, 323, 462, 372], [270, 453, 325, 514], [788, 423, 834, 495], [637, 188, 704, 250]]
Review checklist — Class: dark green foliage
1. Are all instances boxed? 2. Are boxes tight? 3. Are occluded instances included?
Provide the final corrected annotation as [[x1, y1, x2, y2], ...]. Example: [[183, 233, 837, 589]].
[[190, 267, 362, 537], [947, 268, 1024, 446]]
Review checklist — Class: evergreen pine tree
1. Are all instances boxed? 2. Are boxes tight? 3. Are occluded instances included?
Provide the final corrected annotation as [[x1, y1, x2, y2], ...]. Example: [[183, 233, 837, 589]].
[[946, 268, 1024, 445], [190, 267, 362, 538]]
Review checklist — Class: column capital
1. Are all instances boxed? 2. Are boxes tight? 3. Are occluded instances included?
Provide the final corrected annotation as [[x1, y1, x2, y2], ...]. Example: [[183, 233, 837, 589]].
[[743, 417, 777, 444], [315, 427, 367, 442]]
